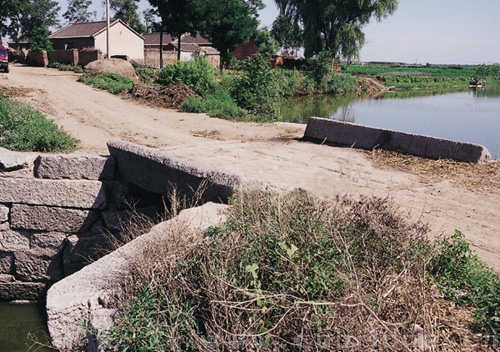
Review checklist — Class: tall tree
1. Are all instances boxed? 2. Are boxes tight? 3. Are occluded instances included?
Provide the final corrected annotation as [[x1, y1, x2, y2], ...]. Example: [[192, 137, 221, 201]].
[[110, 0, 146, 33], [18, 0, 60, 40], [200, 0, 261, 71], [0, 0, 29, 41], [270, 12, 303, 55], [63, 0, 95, 24], [147, 0, 202, 61], [273, 0, 398, 60]]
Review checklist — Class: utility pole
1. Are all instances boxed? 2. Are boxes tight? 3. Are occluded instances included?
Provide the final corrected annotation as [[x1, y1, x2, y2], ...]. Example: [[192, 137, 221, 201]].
[[106, 0, 110, 58]]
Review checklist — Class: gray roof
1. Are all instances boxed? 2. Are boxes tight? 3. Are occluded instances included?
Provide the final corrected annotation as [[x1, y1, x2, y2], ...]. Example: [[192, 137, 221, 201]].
[[142, 33, 175, 46], [50, 19, 143, 40]]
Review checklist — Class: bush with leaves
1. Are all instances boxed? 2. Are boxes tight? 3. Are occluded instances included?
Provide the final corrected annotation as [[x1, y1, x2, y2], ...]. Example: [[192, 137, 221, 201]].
[[156, 55, 218, 97], [29, 26, 53, 55]]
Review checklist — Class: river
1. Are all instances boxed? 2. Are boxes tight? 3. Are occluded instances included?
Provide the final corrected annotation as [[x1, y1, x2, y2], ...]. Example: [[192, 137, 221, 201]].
[[280, 86, 500, 159], [0, 301, 51, 352]]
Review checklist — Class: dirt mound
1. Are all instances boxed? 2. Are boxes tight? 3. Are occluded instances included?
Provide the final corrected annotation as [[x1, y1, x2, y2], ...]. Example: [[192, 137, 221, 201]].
[[130, 82, 199, 109], [84, 58, 136, 79]]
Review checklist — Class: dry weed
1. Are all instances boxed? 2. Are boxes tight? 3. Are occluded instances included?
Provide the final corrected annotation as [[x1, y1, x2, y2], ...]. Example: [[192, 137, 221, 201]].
[[372, 149, 500, 194], [98, 190, 495, 351]]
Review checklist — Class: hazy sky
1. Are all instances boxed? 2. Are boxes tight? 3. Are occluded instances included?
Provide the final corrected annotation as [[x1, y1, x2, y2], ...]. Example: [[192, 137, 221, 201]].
[[64, 0, 499, 65]]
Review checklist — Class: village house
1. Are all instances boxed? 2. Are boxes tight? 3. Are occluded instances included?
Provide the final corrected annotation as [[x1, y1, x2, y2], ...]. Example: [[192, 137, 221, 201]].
[[49, 19, 144, 63], [143, 32, 219, 68]]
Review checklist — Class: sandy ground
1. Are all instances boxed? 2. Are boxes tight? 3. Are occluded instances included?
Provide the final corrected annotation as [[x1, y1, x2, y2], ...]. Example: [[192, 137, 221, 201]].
[[1, 65, 499, 268]]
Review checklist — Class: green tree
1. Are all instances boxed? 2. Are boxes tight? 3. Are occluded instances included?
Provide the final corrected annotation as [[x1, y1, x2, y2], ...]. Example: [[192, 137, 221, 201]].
[[0, 0, 29, 41], [110, 0, 146, 33], [273, 0, 398, 60], [63, 0, 96, 23], [270, 12, 303, 55], [29, 26, 53, 54], [200, 0, 261, 71], [18, 0, 60, 40]]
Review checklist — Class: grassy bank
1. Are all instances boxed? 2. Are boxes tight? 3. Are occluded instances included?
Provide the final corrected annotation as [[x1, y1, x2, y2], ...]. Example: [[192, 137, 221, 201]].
[[96, 190, 500, 351], [346, 63, 500, 89], [0, 93, 77, 152]]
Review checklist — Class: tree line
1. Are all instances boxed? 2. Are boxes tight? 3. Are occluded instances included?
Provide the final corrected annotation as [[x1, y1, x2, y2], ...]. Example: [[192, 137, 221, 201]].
[[1, 0, 398, 70]]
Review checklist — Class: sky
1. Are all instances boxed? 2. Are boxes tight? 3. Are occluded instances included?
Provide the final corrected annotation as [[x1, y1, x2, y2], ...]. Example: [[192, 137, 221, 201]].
[[58, 0, 500, 65]]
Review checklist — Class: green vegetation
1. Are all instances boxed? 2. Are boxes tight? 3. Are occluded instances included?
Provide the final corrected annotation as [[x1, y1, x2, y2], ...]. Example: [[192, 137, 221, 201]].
[[78, 73, 134, 95], [48, 62, 84, 73], [347, 63, 500, 89], [96, 190, 500, 351], [0, 93, 77, 152], [429, 230, 500, 334]]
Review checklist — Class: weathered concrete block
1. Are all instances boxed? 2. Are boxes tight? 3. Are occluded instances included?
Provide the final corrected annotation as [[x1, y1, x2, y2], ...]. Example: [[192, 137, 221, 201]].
[[0, 204, 9, 223], [0, 252, 14, 274], [34, 154, 116, 180], [303, 117, 491, 163], [11, 205, 99, 232], [0, 281, 47, 300], [0, 147, 30, 171], [87, 308, 121, 352], [0, 229, 30, 251], [107, 139, 246, 203], [0, 178, 107, 208], [14, 249, 64, 282]]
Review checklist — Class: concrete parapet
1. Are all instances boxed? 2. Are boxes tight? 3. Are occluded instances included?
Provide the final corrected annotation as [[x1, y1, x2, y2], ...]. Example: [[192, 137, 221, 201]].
[[107, 139, 255, 203], [46, 202, 229, 351], [304, 117, 491, 163]]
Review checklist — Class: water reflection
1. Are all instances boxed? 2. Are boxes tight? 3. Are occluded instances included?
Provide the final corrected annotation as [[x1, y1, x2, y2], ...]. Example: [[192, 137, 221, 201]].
[[280, 86, 500, 158]]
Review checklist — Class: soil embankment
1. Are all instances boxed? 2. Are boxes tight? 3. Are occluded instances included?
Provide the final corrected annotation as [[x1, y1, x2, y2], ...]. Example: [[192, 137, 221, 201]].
[[1, 65, 499, 268]]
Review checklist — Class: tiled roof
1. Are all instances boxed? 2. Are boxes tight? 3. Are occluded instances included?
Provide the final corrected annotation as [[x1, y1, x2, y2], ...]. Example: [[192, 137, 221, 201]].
[[181, 33, 211, 45], [143, 32, 211, 46], [142, 32, 174, 45], [49, 19, 142, 40]]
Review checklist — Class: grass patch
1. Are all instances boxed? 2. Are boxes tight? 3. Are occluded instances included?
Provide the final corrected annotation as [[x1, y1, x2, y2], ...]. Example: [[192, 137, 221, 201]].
[[48, 62, 84, 73], [78, 73, 134, 95], [0, 93, 77, 152], [96, 190, 500, 351]]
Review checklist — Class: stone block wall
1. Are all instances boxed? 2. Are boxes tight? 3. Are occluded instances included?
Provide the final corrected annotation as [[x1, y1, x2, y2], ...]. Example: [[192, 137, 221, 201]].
[[0, 150, 162, 300]]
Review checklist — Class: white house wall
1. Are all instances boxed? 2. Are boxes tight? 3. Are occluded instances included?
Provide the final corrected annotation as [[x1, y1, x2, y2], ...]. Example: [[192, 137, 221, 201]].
[[94, 22, 144, 61]]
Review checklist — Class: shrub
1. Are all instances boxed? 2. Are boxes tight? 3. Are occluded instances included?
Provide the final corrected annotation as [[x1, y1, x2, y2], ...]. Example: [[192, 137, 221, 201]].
[[78, 73, 134, 94], [428, 230, 500, 334], [156, 55, 218, 96], [135, 67, 160, 85], [229, 54, 281, 117], [101, 191, 488, 351], [180, 87, 246, 120], [0, 93, 77, 152]]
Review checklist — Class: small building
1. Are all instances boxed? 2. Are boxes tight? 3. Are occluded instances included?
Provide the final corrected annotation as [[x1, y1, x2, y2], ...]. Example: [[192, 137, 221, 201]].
[[142, 32, 219, 68], [49, 19, 144, 62]]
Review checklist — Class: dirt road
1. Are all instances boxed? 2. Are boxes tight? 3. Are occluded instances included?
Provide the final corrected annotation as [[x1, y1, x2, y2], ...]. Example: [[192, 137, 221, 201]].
[[2, 65, 499, 268]]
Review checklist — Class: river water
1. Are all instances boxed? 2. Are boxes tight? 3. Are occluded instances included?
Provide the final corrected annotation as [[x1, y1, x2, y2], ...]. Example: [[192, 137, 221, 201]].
[[280, 86, 500, 159], [0, 301, 51, 351]]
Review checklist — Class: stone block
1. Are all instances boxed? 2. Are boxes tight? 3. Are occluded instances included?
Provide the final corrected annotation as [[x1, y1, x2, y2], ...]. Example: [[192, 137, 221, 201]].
[[0, 147, 30, 171], [0, 281, 48, 300], [30, 232, 67, 253], [0, 274, 14, 283], [0, 252, 14, 274], [0, 178, 107, 208], [34, 154, 116, 180], [14, 249, 64, 281], [0, 204, 9, 223], [303, 117, 492, 163], [0, 229, 30, 251], [11, 205, 99, 233]]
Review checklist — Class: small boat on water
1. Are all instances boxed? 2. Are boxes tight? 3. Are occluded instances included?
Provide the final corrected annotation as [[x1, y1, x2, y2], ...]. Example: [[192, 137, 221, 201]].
[[469, 78, 486, 89]]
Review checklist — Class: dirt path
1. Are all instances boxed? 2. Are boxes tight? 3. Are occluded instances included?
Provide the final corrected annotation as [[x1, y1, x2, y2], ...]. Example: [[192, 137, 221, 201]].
[[2, 65, 499, 268]]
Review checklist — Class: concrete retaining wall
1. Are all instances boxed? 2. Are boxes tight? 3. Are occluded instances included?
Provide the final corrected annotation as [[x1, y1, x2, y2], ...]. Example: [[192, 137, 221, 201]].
[[304, 117, 491, 163]]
